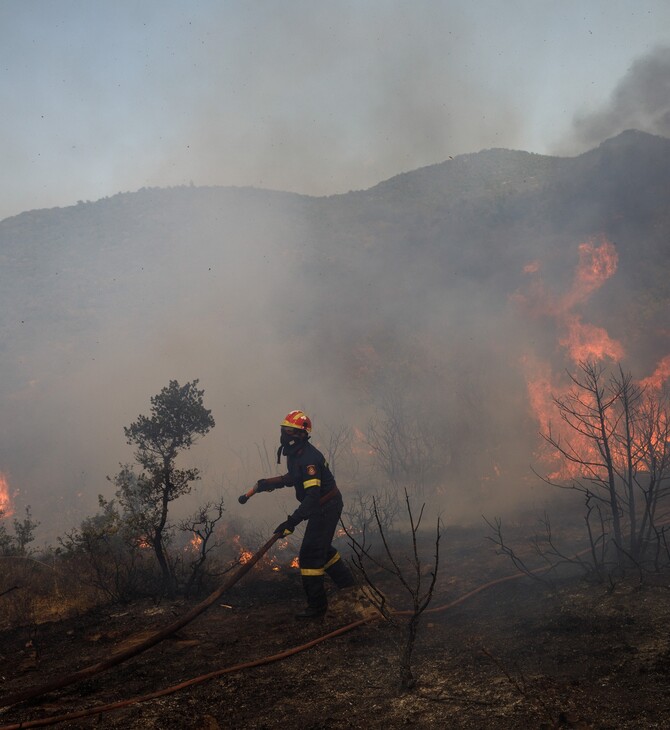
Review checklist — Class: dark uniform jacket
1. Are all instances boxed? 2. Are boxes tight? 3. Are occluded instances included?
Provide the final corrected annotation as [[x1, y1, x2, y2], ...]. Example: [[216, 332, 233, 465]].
[[277, 442, 337, 524]]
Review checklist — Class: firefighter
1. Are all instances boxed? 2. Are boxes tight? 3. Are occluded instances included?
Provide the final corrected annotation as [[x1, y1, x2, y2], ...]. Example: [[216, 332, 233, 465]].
[[255, 410, 355, 618]]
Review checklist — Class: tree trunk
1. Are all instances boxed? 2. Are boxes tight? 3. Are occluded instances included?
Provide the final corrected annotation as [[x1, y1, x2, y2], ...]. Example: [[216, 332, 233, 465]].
[[154, 472, 174, 596], [594, 382, 624, 572], [399, 615, 419, 690]]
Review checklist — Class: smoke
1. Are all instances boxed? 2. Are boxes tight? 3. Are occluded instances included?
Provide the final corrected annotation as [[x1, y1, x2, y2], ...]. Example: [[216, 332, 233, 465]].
[[4, 4, 670, 557], [0, 190, 313, 540], [0, 176, 543, 541], [144, 3, 524, 197], [569, 45, 670, 149]]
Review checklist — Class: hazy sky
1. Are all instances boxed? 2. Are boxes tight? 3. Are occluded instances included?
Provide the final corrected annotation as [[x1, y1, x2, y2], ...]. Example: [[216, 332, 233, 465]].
[[2, 0, 670, 221]]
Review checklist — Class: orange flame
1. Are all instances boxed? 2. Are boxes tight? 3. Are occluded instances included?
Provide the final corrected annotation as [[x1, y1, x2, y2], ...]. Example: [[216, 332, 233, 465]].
[[558, 236, 623, 364], [230, 533, 298, 572], [516, 235, 670, 481], [515, 236, 627, 479], [640, 354, 670, 391], [231, 535, 254, 565], [187, 533, 203, 553], [516, 235, 625, 367], [521, 355, 555, 433], [0, 473, 14, 518], [564, 236, 618, 309], [559, 315, 625, 364]]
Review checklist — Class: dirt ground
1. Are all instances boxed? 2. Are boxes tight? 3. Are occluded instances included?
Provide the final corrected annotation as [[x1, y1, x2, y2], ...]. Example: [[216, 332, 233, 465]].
[[2, 526, 670, 729]]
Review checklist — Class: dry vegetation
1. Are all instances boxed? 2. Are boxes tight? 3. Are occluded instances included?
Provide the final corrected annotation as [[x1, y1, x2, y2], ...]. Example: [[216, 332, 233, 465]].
[[3, 361, 670, 727], [2, 510, 670, 729]]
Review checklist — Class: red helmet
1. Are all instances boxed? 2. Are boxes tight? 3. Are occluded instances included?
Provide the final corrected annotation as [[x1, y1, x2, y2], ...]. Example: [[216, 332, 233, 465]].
[[280, 410, 312, 433]]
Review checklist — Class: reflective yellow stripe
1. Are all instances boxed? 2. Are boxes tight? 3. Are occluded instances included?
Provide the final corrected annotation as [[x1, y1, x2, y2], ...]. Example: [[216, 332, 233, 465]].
[[303, 478, 320, 488], [300, 567, 325, 576], [324, 552, 341, 570]]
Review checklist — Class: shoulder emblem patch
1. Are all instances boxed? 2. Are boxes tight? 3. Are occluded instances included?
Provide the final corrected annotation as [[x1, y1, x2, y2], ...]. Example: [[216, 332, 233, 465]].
[[306, 465, 317, 476]]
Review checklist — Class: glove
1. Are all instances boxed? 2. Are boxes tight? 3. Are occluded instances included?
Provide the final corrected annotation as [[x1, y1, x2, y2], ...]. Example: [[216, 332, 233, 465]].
[[256, 479, 275, 493], [274, 516, 297, 536]]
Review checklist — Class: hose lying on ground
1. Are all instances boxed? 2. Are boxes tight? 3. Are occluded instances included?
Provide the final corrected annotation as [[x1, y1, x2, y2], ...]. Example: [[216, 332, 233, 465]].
[[0, 617, 374, 730], [0, 556, 554, 729], [1, 485, 346, 710], [0, 533, 280, 709], [2, 513, 653, 729]]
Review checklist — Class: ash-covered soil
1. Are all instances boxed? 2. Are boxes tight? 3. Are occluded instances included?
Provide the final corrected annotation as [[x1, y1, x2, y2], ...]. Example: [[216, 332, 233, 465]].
[[2, 528, 670, 729]]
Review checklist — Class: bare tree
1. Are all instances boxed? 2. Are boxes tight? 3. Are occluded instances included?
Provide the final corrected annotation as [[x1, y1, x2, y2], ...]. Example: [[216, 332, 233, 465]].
[[178, 498, 226, 596], [364, 392, 443, 496], [484, 512, 593, 583], [536, 361, 670, 578], [254, 440, 275, 475], [635, 391, 670, 560], [343, 487, 400, 537], [320, 423, 356, 479], [344, 489, 441, 691]]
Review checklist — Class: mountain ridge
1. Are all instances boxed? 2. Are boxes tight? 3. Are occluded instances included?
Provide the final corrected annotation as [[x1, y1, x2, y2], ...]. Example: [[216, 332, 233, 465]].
[[1, 129, 669, 528]]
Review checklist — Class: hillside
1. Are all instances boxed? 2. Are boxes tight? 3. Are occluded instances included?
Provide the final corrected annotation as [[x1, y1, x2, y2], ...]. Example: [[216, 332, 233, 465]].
[[1, 130, 669, 534]]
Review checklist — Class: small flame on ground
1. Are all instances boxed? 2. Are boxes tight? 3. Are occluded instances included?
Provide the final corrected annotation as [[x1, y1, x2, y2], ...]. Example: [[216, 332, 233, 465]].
[[230, 533, 299, 571], [0, 473, 13, 517], [232, 535, 254, 565]]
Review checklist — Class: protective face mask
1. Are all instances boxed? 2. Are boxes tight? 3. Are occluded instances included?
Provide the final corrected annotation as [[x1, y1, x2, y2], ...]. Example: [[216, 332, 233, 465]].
[[280, 431, 300, 450]]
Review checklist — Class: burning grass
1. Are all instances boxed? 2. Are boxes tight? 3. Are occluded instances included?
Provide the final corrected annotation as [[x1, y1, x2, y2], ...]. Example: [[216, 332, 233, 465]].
[[0, 525, 304, 634]]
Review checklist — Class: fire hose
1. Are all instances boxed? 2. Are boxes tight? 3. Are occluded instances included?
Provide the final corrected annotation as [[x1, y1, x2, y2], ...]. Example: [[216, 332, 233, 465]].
[[0, 562, 552, 730], [0, 617, 374, 729], [237, 483, 258, 504], [0, 484, 558, 728], [1, 494, 658, 728], [0, 531, 281, 709], [0, 483, 335, 711]]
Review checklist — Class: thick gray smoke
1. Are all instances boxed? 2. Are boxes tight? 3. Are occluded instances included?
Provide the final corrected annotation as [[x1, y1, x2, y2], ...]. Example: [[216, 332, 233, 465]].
[[5, 31, 670, 543], [147, 4, 524, 200], [570, 45, 670, 148], [0, 179, 544, 545], [0, 190, 318, 542]]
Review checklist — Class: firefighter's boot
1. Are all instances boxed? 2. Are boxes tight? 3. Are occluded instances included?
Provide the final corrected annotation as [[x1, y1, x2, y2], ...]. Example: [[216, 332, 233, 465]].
[[295, 605, 327, 619], [297, 574, 327, 619]]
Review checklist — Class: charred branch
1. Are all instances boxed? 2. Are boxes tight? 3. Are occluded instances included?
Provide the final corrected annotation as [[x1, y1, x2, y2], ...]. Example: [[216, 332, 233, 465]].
[[343, 488, 441, 691]]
